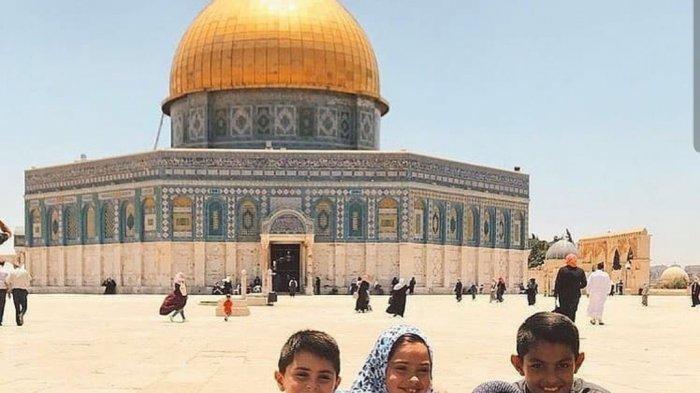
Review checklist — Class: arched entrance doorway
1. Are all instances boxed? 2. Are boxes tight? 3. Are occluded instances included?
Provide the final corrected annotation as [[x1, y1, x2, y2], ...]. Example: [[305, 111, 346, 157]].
[[260, 209, 315, 294]]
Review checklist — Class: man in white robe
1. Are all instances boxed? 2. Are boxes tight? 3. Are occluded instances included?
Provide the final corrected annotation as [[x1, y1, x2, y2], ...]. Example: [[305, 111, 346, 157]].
[[587, 263, 612, 325]]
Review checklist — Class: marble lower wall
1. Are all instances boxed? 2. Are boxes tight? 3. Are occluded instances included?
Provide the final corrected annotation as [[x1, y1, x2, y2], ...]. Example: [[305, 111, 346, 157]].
[[22, 242, 528, 295]]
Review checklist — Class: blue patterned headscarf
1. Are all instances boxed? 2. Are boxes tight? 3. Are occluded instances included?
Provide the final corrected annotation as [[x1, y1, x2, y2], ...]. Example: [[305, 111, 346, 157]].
[[348, 325, 433, 393]]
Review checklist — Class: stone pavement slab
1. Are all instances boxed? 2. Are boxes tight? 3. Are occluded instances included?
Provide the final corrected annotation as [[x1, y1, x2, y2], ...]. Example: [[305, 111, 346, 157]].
[[0, 294, 697, 392]]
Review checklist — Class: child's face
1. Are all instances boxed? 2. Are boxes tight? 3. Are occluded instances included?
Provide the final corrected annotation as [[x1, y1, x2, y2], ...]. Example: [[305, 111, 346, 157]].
[[385, 341, 432, 393], [274, 351, 340, 393], [510, 341, 585, 393]]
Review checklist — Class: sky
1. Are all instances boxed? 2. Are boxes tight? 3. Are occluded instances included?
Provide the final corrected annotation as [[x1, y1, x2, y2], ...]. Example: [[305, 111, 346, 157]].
[[0, 1, 694, 265]]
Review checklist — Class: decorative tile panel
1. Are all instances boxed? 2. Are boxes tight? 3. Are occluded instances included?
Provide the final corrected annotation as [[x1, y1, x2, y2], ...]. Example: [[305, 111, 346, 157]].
[[255, 106, 273, 135], [274, 106, 296, 136], [231, 106, 253, 135], [317, 107, 338, 137], [188, 107, 206, 141]]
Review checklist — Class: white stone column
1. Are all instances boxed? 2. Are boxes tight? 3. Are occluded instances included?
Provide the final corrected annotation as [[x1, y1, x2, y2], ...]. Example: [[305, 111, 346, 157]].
[[365, 243, 377, 281], [398, 243, 413, 287], [194, 242, 206, 288], [225, 243, 237, 281], [113, 245, 122, 286], [334, 244, 346, 289], [259, 236, 270, 277], [304, 236, 315, 295], [424, 245, 431, 292], [240, 269, 247, 299]]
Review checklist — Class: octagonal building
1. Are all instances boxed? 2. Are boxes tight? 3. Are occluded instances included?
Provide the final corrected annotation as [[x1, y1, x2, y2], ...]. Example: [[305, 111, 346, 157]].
[[21, 0, 530, 294]]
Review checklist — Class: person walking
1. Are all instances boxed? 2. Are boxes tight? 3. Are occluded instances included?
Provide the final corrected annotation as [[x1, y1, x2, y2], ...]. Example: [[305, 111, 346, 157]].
[[314, 276, 321, 295], [222, 275, 233, 295], [355, 277, 370, 312], [489, 279, 497, 303], [223, 294, 233, 321], [101, 277, 117, 294], [0, 259, 10, 325], [469, 283, 477, 300], [526, 278, 538, 306], [408, 276, 416, 295], [349, 277, 359, 296], [454, 279, 463, 302], [553, 254, 587, 322], [586, 263, 612, 325], [159, 272, 188, 322], [496, 277, 507, 302], [386, 278, 408, 317], [690, 276, 700, 307], [5, 260, 32, 326], [0, 219, 12, 246], [641, 283, 650, 307], [288, 277, 298, 297]]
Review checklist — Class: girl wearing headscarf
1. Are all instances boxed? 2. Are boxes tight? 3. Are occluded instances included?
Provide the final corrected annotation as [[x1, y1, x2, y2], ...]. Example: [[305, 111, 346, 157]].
[[159, 272, 188, 322], [349, 325, 433, 393], [386, 278, 408, 317]]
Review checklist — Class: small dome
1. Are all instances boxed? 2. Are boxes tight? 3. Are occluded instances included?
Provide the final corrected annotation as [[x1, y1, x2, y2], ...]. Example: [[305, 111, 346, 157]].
[[659, 266, 689, 285], [545, 238, 578, 260]]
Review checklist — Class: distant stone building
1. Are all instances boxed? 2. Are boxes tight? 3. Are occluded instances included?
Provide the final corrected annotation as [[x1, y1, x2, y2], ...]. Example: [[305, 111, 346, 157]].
[[529, 228, 651, 294], [578, 228, 651, 293]]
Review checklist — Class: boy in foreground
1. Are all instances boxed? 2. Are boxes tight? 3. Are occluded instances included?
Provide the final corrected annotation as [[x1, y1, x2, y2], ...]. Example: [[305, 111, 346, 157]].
[[274, 330, 341, 393], [510, 312, 610, 393]]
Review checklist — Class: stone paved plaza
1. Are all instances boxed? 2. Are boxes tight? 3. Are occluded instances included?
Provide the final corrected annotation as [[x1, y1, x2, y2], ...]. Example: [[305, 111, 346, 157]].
[[0, 294, 697, 392]]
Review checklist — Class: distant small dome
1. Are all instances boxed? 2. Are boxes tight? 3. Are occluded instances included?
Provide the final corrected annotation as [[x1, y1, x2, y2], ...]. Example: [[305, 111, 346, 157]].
[[659, 266, 689, 286], [545, 238, 578, 260]]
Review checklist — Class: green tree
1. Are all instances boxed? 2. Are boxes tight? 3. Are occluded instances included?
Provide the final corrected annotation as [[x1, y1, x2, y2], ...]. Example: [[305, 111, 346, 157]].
[[527, 234, 550, 268]]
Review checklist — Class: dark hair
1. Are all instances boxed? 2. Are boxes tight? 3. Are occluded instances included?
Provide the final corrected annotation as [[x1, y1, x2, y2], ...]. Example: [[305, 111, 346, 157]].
[[516, 312, 579, 357], [597, 262, 605, 270], [278, 330, 340, 374], [387, 333, 431, 366]]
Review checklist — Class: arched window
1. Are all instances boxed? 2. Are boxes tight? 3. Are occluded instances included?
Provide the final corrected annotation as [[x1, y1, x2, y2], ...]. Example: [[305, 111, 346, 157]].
[[172, 196, 193, 238], [447, 206, 459, 242], [83, 205, 96, 241], [121, 201, 137, 240], [612, 249, 621, 270], [430, 204, 443, 241], [206, 199, 224, 237], [512, 213, 523, 247], [378, 198, 398, 240], [64, 206, 78, 242], [314, 200, 333, 239], [30, 208, 42, 243], [413, 199, 425, 241], [483, 209, 492, 244], [496, 210, 506, 244], [142, 197, 157, 236], [347, 200, 364, 238], [101, 202, 116, 241], [239, 199, 259, 238], [465, 207, 476, 242], [49, 208, 60, 244]]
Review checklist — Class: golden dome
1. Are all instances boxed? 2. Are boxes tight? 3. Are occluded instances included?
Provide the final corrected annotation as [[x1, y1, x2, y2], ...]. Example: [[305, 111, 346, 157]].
[[164, 0, 387, 114]]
